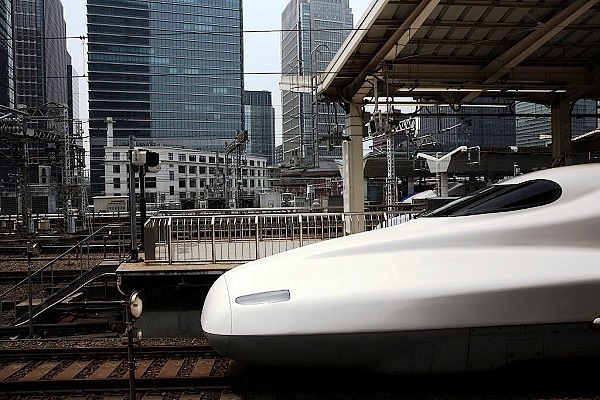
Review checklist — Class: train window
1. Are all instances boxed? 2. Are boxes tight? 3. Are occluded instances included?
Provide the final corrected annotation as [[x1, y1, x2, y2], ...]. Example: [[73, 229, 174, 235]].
[[423, 179, 562, 217]]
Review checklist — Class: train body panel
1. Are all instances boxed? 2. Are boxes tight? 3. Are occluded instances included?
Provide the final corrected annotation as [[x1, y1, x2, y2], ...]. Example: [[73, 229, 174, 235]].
[[201, 164, 600, 373]]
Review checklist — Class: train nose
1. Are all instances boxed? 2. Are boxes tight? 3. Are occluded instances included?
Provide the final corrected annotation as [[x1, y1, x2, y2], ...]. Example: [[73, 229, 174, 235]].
[[201, 275, 232, 355]]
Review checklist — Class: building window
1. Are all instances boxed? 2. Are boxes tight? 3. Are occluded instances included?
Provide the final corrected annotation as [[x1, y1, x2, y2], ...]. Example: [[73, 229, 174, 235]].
[[169, 186, 174, 195], [199, 166, 206, 174], [249, 160, 255, 166], [113, 177, 121, 189], [168, 153, 173, 161], [113, 165, 120, 174], [209, 156, 215, 163], [179, 165, 186, 174], [179, 178, 186, 188], [113, 152, 120, 161], [189, 155, 196, 162], [199, 155, 206, 162], [40, 167, 48, 184], [189, 178, 197, 188], [169, 171, 174, 181], [146, 177, 157, 188], [178, 154, 186, 161], [189, 165, 197, 174]]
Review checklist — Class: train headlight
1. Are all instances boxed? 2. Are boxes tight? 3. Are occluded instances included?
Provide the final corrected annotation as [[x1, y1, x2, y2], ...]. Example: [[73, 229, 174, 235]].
[[235, 289, 290, 305]]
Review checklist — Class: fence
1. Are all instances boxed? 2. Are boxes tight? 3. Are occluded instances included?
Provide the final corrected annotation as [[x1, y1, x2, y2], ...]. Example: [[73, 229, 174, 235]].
[[144, 210, 416, 264]]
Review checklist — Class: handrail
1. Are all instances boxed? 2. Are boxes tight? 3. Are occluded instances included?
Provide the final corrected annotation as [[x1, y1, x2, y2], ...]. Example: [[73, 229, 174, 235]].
[[0, 224, 126, 300]]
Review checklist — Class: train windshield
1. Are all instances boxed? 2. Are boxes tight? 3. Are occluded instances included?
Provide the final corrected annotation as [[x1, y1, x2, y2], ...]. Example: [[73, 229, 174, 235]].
[[422, 179, 562, 217]]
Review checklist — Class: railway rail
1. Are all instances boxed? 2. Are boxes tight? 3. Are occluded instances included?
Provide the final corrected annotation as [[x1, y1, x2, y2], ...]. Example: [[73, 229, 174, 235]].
[[0, 343, 240, 396], [0, 338, 599, 400]]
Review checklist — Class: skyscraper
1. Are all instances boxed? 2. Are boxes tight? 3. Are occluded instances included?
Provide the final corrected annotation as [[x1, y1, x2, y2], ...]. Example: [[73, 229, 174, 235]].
[[244, 90, 275, 166], [0, 0, 12, 108], [87, 0, 244, 194], [418, 99, 517, 152], [281, 0, 353, 166], [6, 0, 79, 221], [14, 0, 69, 108], [516, 100, 598, 146]]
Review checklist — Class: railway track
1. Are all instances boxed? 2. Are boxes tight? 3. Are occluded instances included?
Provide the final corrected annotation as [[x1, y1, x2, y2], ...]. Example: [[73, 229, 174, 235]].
[[0, 344, 241, 396], [0, 339, 599, 400], [0, 270, 90, 285]]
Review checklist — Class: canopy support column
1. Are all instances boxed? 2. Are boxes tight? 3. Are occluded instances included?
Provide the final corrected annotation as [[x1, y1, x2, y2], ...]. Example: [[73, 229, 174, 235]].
[[551, 99, 572, 167], [342, 102, 365, 233]]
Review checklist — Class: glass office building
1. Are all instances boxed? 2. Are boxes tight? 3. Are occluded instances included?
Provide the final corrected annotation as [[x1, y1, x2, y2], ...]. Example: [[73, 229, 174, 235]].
[[0, 0, 12, 108], [244, 91, 275, 166], [516, 100, 598, 146], [418, 99, 517, 152], [87, 0, 244, 194], [281, 0, 353, 166], [15, 0, 69, 108]]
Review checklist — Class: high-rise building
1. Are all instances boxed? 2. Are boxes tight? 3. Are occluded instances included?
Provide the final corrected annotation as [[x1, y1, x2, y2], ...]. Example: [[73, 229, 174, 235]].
[[87, 0, 244, 195], [418, 99, 517, 152], [281, 0, 353, 166], [244, 91, 275, 166], [5, 0, 75, 219], [0, 0, 12, 108], [67, 63, 80, 124], [516, 100, 598, 146], [15, 0, 69, 108]]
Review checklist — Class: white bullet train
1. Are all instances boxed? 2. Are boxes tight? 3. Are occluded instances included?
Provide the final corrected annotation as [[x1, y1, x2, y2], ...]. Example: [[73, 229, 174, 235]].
[[201, 163, 600, 374]]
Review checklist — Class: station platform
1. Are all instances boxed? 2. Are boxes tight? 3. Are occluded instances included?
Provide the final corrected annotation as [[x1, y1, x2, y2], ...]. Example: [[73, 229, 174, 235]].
[[112, 254, 243, 337], [115, 253, 242, 293]]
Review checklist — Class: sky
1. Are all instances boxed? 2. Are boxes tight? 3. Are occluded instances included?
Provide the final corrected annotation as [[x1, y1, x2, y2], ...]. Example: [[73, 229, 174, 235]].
[[62, 0, 370, 144]]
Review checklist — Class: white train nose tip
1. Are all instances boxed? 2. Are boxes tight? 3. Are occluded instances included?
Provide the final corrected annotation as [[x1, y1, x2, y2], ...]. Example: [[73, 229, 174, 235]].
[[201, 275, 232, 354]]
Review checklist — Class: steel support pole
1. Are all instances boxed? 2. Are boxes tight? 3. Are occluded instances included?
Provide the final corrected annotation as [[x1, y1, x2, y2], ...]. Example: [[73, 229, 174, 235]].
[[139, 167, 146, 251], [128, 136, 138, 261], [126, 305, 136, 399], [27, 241, 33, 338]]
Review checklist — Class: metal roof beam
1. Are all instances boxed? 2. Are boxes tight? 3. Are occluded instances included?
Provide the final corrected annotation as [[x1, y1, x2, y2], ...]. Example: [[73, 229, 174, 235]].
[[352, 0, 441, 100], [461, 0, 599, 103]]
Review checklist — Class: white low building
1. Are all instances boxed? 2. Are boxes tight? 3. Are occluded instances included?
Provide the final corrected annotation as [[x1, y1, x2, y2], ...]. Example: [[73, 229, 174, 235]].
[[104, 145, 270, 209]]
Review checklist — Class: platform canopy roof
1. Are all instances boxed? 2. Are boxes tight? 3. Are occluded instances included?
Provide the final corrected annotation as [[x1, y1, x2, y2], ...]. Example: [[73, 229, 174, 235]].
[[320, 0, 600, 106]]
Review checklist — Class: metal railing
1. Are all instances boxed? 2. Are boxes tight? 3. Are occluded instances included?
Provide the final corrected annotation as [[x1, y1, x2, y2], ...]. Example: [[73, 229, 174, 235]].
[[0, 224, 127, 327], [144, 210, 417, 264]]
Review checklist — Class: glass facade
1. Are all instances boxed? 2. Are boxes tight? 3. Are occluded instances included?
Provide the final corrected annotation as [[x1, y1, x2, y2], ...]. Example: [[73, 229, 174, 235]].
[[419, 99, 517, 151], [87, 0, 244, 194], [0, 0, 12, 108], [281, 0, 352, 166], [14, 0, 69, 108], [516, 100, 599, 146], [244, 90, 275, 166]]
